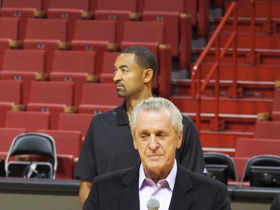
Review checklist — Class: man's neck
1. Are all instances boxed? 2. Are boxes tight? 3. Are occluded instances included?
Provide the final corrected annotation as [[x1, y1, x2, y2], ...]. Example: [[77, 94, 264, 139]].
[[126, 93, 153, 119]]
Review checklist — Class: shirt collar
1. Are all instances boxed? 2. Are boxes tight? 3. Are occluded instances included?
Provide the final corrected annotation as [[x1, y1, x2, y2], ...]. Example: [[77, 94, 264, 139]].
[[138, 161, 177, 191], [115, 100, 129, 126]]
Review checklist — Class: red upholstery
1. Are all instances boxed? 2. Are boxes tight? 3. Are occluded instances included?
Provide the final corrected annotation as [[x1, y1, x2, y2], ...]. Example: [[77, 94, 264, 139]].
[[4, 111, 50, 132], [235, 138, 280, 157], [121, 21, 172, 98], [27, 81, 75, 129], [99, 52, 119, 83], [56, 154, 75, 180], [46, 0, 93, 40], [0, 80, 22, 126], [0, 0, 45, 40], [94, 0, 138, 42], [0, 128, 26, 153], [71, 20, 117, 75], [38, 129, 82, 157], [142, 0, 184, 56], [23, 19, 68, 73], [79, 83, 123, 114], [1, 49, 46, 104], [255, 121, 280, 140], [232, 157, 249, 181], [49, 50, 96, 106], [272, 89, 280, 121], [58, 113, 93, 137], [0, 18, 19, 69]]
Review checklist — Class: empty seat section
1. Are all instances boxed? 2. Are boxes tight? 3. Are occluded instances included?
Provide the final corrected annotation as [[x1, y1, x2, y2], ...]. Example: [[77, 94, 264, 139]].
[[4, 111, 50, 132], [0, 0, 45, 40], [272, 89, 280, 121], [50, 50, 96, 106], [27, 81, 75, 129], [58, 113, 93, 138], [71, 20, 118, 75], [1, 49, 46, 104], [143, 0, 191, 69], [0, 18, 20, 69], [234, 138, 280, 181], [46, 0, 93, 40], [79, 83, 123, 114], [0, 128, 26, 153], [99, 52, 119, 83], [121, 21, 172, 98], [0, 80, 24, 127], [38, 129, 82, 158], [255, 121, 280, 140], [94, 0, 140, 43], [23, 19, 68, 73]]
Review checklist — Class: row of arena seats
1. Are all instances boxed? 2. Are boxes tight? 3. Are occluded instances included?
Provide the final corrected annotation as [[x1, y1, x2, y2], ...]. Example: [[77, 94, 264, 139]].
[[0, 80, 123, 128], [0, 0, 194, 69], [0, 18, 173, 97]]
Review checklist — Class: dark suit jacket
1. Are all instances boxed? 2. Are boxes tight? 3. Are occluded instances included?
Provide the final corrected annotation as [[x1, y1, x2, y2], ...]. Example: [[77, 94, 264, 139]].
[[270, 193, 280, 210], [83, 163, 231, 210]]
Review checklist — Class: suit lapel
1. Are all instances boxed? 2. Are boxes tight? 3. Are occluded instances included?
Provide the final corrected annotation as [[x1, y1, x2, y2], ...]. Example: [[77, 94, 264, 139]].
[[118, 164, 140, 210], [169, 164, 195, 210]]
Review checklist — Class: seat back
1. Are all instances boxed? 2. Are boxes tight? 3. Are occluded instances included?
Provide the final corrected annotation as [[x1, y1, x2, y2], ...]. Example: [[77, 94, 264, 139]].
[[1, 0, 43, 9], [25, 19, 67, 41], [5, 111, 50, 132], [203, 152, 238, 185], [272, 89, 280, 121], [28, 81, 74, 105], [0, 18, 19, 40], [96, 0, 137, 11], [99, 52, 119, 83], [241, 155, 280, 187], [255, 121, 280, 140], [143, 0, 184, 12], [2, 49, 45, 73], [58, 113, 93, 137], [73, 20, 116, 42], [0, 128, 26, 153], [0, 80, 22, 104], [48, 0, 90, 10], [51, 50, 95, 74], [5, 132, 57, 179]]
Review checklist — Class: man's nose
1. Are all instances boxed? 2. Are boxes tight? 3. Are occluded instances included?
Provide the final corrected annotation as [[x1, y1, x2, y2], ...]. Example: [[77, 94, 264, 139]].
[[148, 135, 159, 150], [113, 70, 121, 82]]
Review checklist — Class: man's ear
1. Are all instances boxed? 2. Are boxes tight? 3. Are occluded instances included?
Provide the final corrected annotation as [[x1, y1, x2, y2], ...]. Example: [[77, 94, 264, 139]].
[[143, 68, 153, 83], [176, 130, 183, 149]]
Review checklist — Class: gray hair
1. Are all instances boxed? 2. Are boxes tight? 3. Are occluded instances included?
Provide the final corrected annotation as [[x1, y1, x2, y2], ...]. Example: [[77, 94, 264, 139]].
[[130, 97, 183, 135]]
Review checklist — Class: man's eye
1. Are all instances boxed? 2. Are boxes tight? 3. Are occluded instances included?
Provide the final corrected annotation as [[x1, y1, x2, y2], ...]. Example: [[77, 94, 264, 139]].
[[140, 134, 148, 140]]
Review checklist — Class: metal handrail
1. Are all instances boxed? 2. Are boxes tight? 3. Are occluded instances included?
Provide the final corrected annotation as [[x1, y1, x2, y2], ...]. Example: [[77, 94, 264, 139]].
[[191, 0, 273, 132]]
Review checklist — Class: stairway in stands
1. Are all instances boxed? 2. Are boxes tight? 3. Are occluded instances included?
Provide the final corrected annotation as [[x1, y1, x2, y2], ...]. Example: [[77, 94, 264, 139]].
[[170, 0, 280, 156]]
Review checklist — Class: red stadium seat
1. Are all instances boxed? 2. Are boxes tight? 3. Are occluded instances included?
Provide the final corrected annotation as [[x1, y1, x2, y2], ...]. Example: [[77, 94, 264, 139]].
[[23, 18, 68, 73], [71, 20, 118, 75], [255, 121, 280, 140], [0, 49, 46, 104], [46, 0, 93, 40], [272, 89, 280, 121], [4, 111, 50, 132], [38, 129, 82, 158], [0, 18, 20, 70], [56, 154, 75, 179], [99, 52, 119, 83], [27, 81, 75, 129], [0, 0, 46, 40], [49, 50, 96, 106], [58, 113, 93, 138], [121, 21, 172, 98], [94, 0, 140, 43], [79, 83, 123, 114], [0, 128, 26, 153], [0, 80, 24, 127]]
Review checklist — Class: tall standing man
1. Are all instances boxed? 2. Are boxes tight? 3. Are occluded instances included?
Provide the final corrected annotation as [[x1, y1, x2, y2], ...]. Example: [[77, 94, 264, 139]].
[[74, 46, 205, 207]]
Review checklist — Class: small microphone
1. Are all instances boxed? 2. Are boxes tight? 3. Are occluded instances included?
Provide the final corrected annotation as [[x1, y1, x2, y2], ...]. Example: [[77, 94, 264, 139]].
[[146, 198, 160, 210]]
